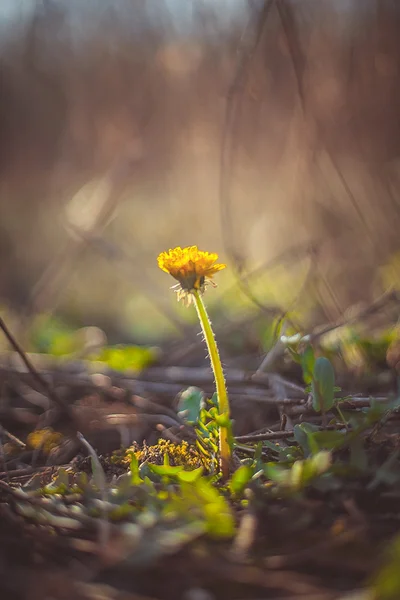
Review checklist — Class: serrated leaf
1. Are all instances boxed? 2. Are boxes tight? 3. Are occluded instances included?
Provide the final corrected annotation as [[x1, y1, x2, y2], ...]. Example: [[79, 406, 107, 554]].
[[194, 479, 235, 537], [148, 463, 184, 477], [176, 467, 204, 483], [128, 452, 143, 486], [215, 413, 231, 428]]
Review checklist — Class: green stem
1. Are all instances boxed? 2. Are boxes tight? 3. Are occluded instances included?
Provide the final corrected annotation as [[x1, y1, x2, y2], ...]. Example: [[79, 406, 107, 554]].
[[193, 290, 231, 479]]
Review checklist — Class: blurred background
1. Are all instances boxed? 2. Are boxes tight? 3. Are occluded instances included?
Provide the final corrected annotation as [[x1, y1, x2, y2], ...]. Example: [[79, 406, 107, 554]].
[[1, 0, 400, 350]]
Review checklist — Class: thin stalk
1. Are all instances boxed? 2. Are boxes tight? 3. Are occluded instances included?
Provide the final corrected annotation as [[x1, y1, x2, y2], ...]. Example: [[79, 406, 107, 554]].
[[193, 290, 231, 479]]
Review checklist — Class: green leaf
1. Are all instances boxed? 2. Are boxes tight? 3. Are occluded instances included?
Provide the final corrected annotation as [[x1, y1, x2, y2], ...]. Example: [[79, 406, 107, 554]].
[[196, 419, 212, 437], [293, 422, 320, 457], [42, 468, 70, 495], [128, 452, 143, 486], [176, 467, 204, 483], [176, 387, 205, 424], [77, 432, 106, 494], [30, 316, 75, 355], [169, 478, 235, 538], [214, 413, 231, 428], [148, 463, 184, 477], [365, 395, 400, 427], [290, 451, 331, 491], [310, 450, 332, 474], [94, 345, 156, 372], [209, 393, 219, 408], [209, 407, 219, 419], [289, 460, 304, 490], [76, 472, 89, 491], [262, 316, 286, 351], [253, 442, 263, 462], [265, 452, 331, 492], [203, 501, 235, 537], [229, 465, 254, 497], [311, 357, 335, 412], [311, 429, 347, 451], [287, 346, 302, 365], [372, 534, 400, 599], [194, 479, 235, 537], [264, 462, 291, 486], [301, 344, 316, 385]]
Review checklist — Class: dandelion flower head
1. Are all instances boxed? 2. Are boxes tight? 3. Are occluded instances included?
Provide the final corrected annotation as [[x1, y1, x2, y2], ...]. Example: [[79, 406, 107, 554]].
[[157, 245, 226, 304]]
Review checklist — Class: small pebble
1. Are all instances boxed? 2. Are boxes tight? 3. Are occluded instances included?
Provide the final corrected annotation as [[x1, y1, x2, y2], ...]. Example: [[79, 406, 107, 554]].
[[183, 587, 215, 600]]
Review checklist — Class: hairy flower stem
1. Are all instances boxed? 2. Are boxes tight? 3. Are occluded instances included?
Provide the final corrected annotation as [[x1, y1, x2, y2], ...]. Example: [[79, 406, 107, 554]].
[[193, 290, 231, 479]]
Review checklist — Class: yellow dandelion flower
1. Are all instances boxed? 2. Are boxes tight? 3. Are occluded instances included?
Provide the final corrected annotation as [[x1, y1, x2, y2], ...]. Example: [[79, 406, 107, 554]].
[[157, 246, 226, 304], [27, 428, 64, 455], [157, 245, 231, 479]]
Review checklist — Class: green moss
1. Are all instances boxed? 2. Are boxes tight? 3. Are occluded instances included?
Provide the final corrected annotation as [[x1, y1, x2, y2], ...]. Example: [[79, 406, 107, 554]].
[[117, 439, 211, 471]]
